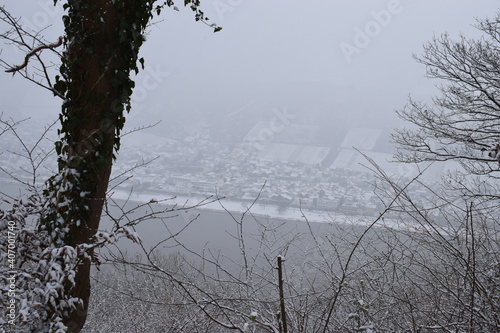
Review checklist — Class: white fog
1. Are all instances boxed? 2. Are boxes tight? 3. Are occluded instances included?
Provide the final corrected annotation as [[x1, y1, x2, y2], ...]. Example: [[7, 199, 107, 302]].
[[1, 1, 499, 332]]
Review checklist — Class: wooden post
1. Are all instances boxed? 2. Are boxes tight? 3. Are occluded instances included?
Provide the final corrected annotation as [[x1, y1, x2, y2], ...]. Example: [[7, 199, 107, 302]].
[[277, 256, 288, 333]]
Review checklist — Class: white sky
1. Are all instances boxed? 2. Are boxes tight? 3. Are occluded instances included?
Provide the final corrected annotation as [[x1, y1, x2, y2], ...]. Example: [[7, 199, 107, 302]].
[[1, 0, 499, 129]]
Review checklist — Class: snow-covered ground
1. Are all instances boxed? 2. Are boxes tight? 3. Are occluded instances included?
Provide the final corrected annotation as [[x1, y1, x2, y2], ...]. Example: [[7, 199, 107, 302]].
[[109, 188, 416, 232]]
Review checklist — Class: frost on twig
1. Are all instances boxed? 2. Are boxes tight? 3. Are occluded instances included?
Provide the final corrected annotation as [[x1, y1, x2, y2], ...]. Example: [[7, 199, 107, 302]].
[[5, 36, 63, 74]]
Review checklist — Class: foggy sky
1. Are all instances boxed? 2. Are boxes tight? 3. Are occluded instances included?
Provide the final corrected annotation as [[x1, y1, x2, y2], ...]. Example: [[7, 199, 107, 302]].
[[1, 0, 499, 130]]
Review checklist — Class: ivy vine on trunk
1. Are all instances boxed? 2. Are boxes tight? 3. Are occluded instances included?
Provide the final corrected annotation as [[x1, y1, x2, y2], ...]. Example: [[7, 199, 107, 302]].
[[33, 0, 220, 331]]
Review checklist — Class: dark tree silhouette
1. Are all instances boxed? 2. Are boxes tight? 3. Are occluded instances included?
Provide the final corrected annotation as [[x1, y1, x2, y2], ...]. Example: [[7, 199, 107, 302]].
[[0, 1, 219, 331], [393, 12, 500, 186]]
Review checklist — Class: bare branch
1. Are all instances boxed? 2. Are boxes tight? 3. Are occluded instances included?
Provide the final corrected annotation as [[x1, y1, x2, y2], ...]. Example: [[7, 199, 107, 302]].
[[5, 36, 62, 73]]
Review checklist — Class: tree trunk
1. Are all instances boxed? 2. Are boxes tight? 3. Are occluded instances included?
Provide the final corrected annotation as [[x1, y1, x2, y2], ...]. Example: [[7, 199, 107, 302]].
[[53, 1, 148, 330]]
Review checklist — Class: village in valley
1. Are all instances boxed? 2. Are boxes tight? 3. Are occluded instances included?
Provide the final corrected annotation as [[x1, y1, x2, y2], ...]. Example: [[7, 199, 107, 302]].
[[111, 120, 443, 218], [0, 117, 443, 219]]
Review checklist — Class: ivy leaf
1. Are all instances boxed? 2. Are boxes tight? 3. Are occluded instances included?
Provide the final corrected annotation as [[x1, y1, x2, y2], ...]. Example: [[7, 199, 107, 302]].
[[54, 78, 68, 96], [55, 141, 62, 155]]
